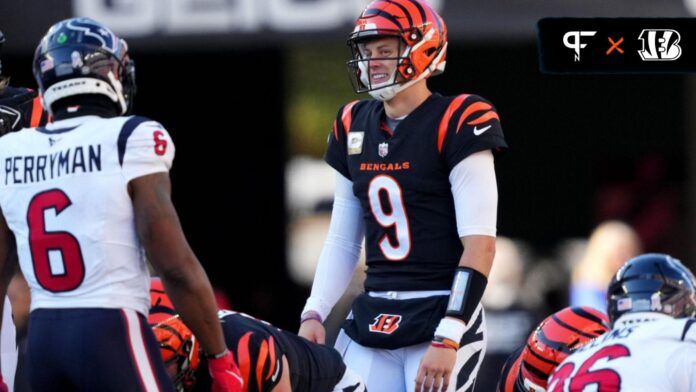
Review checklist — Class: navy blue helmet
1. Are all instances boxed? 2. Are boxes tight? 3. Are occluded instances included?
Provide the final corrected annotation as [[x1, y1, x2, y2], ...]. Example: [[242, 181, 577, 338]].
[[607, 253, 696, 324], [0, 30, 5, 82], [32, 17, 135, 115]]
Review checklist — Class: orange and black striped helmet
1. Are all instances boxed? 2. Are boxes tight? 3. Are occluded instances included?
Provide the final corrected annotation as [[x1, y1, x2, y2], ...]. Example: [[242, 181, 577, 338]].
[[346, 0, 447, 100], [149, 278, 177, 324], [519, 306, 609, 390], [151, 315, 201, 392], [148, 279, 200, 391]]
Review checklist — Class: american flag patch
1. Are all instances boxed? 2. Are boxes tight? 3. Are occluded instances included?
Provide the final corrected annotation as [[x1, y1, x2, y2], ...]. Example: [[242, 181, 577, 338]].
[[617, 298, 632, 311]]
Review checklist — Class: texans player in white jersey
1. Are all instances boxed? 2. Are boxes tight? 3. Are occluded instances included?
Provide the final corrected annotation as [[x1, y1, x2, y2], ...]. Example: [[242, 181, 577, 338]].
[[0, 18, 243, 392], [299, 1, 507, 391], [548, 253, 696, 391]]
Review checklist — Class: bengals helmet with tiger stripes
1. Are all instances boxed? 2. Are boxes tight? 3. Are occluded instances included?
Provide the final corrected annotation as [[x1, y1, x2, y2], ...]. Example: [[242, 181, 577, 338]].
[[347, 0, 447, 101], [519, 306, 609, 391], [150, 315, 201, 392]]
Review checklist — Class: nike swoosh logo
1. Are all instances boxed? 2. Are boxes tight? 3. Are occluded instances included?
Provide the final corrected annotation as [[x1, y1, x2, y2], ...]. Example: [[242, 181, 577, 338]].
[[271, 360, 281, 382], [473, 125, 492, 136]]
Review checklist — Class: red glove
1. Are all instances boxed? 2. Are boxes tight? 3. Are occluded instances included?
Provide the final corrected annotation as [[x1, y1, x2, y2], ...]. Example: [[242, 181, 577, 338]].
[[208, 349, 244, 392], [0, 374, 8, 392]]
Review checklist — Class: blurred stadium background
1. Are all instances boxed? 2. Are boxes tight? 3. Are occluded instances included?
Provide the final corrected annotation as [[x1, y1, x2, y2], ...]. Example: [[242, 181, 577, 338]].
[[2, 0, 696, 388]]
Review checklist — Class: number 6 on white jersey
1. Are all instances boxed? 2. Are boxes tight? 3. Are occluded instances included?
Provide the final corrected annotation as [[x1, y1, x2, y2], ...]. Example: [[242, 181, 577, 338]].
[[368, 175, 411, 260]]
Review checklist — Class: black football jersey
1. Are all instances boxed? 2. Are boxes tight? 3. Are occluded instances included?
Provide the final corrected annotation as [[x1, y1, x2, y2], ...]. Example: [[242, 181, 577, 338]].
[[325, 93, 507, 291], [194, 311, 346, 392], [0, 86, 49, 133]]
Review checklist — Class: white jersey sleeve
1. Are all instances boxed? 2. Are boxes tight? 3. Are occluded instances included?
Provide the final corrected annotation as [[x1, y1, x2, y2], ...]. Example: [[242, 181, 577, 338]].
[[119, 116, 175, 182]]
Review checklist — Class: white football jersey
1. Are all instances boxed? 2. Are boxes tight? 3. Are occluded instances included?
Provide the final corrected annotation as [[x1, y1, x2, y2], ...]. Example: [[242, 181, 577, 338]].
[[548, 313, 696, 392], [0, 115, 174, 316]]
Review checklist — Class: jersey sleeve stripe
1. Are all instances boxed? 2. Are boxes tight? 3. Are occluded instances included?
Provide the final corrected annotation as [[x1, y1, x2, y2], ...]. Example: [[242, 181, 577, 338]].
[[341, 101, 360, 136], [256, 339, 269, 391], [456, 101, 492, 133], [437, 94, 469, 154], [29, 96, 44, 128], [467, 111, 500, 126], [265, 336, 277, 381], [117, 115, 151, 166], [332, 118, 339, 141], [237, 332, 253, 385]]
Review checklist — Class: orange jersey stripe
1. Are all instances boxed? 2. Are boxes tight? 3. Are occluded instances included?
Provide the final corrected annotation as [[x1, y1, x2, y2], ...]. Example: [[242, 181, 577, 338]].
[[265, 336, 277, 381], [332, 118, 339, 141], [256, 339, 269, 391], [29, 96, 44, 128], [236, 332, 253, 384], [456, 101, 492, 133], [467, 111, 499, 126], [437, 94, 469, 154], [341, 101, 359, 136]]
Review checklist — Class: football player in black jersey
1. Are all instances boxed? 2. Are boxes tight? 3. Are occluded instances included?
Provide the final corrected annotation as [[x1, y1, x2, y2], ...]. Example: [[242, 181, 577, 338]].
[[298, 1, 507, 391], [149, 280, 366, 392]]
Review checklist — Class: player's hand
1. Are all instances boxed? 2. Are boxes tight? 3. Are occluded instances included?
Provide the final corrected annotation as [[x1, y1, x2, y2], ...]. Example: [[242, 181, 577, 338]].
[[298, 319, 325, 344], [208, 350, 244, 392], [415, 345, 457, 392]]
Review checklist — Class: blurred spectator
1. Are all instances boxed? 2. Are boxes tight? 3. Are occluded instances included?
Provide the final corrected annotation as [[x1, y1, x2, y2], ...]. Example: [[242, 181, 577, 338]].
[[594, 154, 681, 253], [569, 220, 642, 311], [476, 237, 541, 392]]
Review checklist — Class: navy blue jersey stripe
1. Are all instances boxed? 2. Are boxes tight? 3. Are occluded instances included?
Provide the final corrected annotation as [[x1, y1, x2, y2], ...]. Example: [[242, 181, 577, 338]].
[[35, 126, 77, 134], [681, 318, 696, 341], [118, 116, 150, 166]]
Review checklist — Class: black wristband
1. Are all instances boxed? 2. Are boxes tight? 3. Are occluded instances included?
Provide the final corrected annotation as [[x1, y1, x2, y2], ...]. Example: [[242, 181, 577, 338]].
[[445, 267, 488, 322]]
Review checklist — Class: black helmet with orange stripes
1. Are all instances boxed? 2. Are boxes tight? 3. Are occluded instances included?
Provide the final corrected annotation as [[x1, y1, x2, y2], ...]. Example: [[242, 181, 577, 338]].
[[347, 0, 447, 101], [607, 253, 696, 324], [32, 17, 135, 115], [518, 306, 609, 391]]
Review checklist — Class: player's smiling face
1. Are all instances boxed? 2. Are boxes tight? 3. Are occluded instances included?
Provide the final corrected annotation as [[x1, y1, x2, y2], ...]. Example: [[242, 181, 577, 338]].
[[358, 36, 402, 87]]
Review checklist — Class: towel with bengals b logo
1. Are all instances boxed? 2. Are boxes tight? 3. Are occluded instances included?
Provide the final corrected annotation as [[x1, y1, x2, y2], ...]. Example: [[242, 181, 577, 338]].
[[343, 294, 449, 349]]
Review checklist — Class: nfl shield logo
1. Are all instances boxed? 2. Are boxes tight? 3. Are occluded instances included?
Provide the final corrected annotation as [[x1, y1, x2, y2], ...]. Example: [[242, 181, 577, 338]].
[[378, 142, 389, 157]]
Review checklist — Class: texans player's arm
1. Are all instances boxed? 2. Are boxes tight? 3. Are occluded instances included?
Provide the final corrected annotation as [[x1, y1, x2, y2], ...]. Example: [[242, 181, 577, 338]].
[[424, 95, 507, 371], [301, 102, 365, 324], [124, 117, 228, 360]]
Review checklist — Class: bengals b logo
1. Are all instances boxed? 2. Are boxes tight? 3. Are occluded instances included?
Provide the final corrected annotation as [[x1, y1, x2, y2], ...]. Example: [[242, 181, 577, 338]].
[[369, 314, 402, 334]]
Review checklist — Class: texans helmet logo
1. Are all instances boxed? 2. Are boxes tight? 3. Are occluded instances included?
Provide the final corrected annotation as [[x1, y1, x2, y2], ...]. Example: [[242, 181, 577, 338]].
[[65, 18, 119, 53]]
